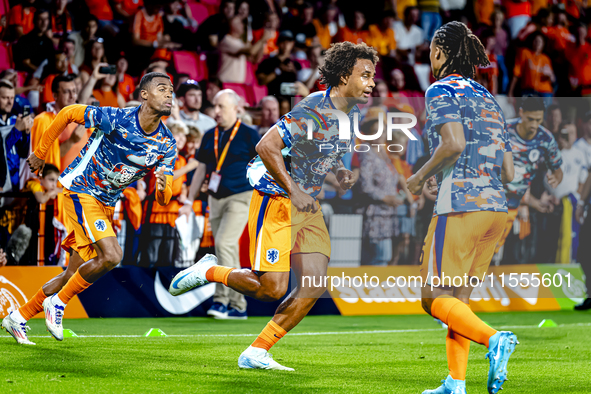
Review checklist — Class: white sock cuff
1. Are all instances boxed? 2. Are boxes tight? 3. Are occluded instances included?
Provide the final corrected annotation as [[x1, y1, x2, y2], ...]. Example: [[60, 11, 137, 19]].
[[10, 310, 26, 324]]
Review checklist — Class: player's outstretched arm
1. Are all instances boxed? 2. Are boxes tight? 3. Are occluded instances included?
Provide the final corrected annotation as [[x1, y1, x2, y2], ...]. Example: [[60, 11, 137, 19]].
[[501, 151, 514, 184], [27, 104, 87, 174], [31, 105, 87, 160], [407, 122, 466, 195]]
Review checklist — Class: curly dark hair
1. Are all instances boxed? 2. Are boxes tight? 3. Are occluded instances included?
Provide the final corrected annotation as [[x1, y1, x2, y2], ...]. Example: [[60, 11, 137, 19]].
[[432, 21, 490, 80], [318, 42, 379, 88]]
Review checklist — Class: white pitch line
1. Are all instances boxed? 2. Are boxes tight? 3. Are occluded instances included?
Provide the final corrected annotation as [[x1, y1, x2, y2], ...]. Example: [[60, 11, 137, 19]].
[[2, 322, 590, 339]]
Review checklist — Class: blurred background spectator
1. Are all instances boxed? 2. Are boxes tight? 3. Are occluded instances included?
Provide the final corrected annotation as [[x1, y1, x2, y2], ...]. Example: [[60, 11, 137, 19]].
[[175, 79, 216, 132], [254, 95, 278, 136]]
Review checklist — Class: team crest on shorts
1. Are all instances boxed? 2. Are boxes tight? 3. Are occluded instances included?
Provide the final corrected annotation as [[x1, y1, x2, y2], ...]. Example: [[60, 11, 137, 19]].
[[145, 152, 158, 167], [266, 248, 279, 264], [94, 219, 107, 232]]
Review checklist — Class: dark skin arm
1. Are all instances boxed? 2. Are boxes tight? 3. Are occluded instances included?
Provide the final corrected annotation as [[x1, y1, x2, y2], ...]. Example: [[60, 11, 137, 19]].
[[502, 151, 514, 184], [407, 122, 466, 195]]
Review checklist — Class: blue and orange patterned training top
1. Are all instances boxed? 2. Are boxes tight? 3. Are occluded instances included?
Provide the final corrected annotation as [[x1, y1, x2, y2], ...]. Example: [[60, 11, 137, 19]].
[[60, 105, 177, 207], [424, 74, 511, 216], [247, 88, 361, 198]]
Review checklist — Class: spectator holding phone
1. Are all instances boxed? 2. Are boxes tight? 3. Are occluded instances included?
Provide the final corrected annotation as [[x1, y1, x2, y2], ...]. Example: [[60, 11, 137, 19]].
[[79, 37, 108, 86], [79, 63, 126, 108], [0, 80, 33, 192]]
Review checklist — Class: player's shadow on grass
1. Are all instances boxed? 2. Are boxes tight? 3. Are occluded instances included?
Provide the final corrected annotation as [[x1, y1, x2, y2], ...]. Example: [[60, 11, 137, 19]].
[[0, 344, 135, 378]]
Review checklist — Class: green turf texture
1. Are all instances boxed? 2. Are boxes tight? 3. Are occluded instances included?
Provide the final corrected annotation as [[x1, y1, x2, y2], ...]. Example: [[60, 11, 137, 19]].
[[1, 310, 590, 393]]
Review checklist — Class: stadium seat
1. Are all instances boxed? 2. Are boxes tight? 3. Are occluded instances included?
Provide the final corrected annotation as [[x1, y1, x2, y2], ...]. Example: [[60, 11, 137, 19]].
[[222, 83, 253, 106], [173, 51, 208, 81], [374, 61, 384, 80], [188, 2, 209, 25], [0, 42, 14, 70], [199, 0, 220, 15], [244, 61, 256, 85], [17, 72, 27, 88], [250, 84, 268, 106]]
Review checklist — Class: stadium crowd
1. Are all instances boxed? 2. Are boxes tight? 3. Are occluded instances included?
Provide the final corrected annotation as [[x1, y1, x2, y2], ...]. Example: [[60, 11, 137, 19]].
[[0, 0, 590, 283]]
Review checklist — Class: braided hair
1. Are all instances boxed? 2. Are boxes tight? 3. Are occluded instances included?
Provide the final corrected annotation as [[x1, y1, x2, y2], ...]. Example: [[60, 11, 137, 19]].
[[432, 21, 490, 80]]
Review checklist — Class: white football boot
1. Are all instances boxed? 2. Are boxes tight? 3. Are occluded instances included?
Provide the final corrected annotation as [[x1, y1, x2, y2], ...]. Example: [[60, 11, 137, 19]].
[[1, 313, 35, 345], [43, 295, 65, 341], [238, 346, 295, 371], [169, 254, 218, 296]]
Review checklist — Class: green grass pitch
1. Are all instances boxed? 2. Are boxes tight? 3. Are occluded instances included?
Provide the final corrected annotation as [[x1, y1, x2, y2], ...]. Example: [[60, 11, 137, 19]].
[[1, 310, 590, 393]]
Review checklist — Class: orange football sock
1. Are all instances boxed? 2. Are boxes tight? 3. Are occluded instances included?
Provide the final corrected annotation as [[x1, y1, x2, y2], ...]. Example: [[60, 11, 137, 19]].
[[56, 271, 92, 305], [251, 320, 287, 351], [18, 288, 47, 321], [447, 329, 471, 380], [205, 266, 235, 286], [431, 296, 496, 347]]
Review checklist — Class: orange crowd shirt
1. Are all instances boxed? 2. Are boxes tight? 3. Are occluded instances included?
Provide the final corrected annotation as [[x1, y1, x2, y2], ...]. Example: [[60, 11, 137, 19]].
[[513, 48, 554, 93], [31, 111, 77, 172], [8, 5, 35, 35], [334, 26, 370, 45], [566, 42, 591, 95], [546, 26, 575, 53], [476, 53, 498, 92], [368, 24, 396, 56], [93, 89, 120, 108], [474, 0, 495, 25], [84, 0, 114, 21], [312, 19, 332, 49], [118, 74, 136, 101], [252, 29, 278, 55], [51, 12, 73, 36], [503, 0, 531, 18], [116, 0, 144, 17], [133, 8, 164, 42]]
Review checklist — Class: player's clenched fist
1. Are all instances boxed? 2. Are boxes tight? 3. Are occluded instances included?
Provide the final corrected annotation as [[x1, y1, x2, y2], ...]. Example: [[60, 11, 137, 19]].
[[406, 173, 425, 195], [336, 167, 355, 190], [291, 187, 318, 213], [155, 168, 166, 192], [27, 152, 45, 175]]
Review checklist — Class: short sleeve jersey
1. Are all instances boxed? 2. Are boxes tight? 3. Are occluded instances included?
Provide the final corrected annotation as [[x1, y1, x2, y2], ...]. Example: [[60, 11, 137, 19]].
[[424, 74, 511, 215], [60, 106, 177, 207], [247, 88, 361, 198], [504, 118, 562, 208]]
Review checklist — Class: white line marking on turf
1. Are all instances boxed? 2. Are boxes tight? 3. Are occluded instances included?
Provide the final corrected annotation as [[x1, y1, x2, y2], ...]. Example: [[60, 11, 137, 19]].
[[2, 322, 590, 339]]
